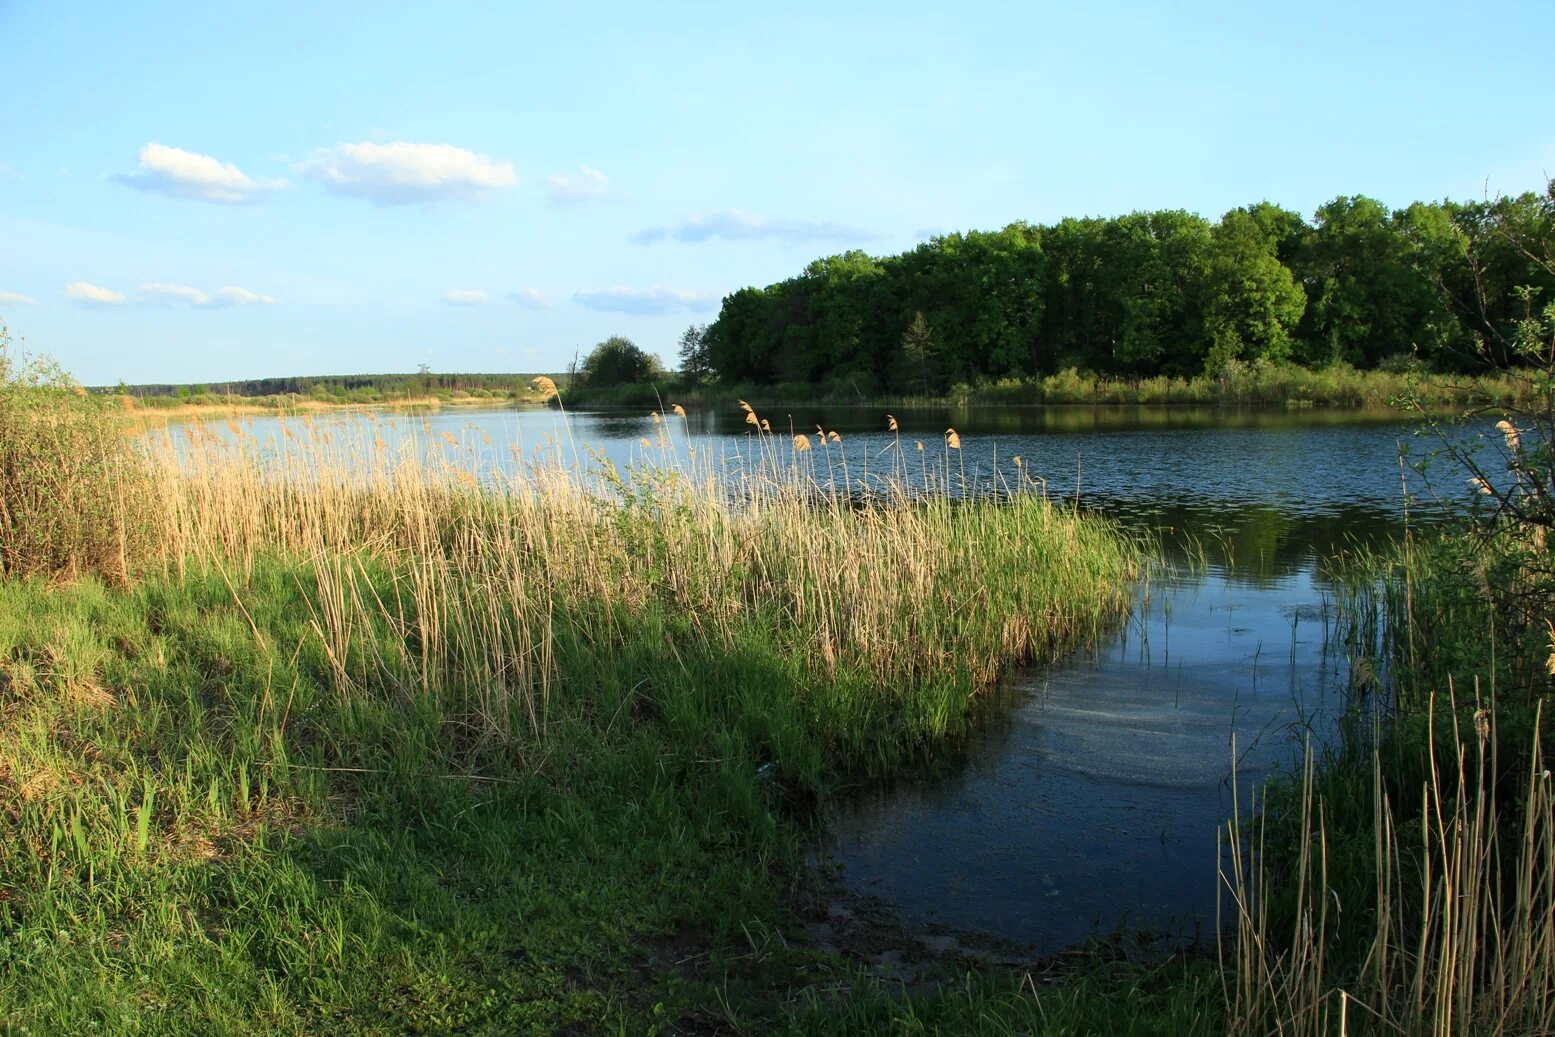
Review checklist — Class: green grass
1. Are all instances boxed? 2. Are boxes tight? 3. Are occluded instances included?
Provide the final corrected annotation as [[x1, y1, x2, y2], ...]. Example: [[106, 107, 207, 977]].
[[562, 362, 1544, 411], [0, 458, 1192, 1034]]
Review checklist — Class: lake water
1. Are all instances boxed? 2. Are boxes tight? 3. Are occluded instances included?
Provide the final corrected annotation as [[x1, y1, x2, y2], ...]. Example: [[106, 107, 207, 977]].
[[190, 401, 1478, 952]]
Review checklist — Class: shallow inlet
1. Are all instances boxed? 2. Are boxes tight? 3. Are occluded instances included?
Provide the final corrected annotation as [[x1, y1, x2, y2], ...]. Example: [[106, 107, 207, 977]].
[[821, 556, 1357, 953]]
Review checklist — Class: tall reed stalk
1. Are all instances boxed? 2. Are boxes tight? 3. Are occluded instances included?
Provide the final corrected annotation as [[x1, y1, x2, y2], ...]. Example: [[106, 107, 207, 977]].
[[1221, 694, 1555, 1036]]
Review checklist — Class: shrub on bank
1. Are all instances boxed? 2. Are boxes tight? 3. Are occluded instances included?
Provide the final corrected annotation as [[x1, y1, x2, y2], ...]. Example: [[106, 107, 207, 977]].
[[0, 326, 151, 582]]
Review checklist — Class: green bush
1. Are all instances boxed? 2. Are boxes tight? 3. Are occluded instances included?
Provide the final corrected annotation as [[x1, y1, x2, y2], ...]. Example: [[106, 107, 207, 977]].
[[0, 326, 151, 582]]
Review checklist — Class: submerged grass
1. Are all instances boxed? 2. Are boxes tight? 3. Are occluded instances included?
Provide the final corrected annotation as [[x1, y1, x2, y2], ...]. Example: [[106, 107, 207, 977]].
[[0, 385, 1172, 1032]]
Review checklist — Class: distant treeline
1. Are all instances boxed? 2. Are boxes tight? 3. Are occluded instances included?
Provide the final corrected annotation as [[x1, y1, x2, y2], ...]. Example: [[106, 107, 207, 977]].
[[704, 189, 1555, 393], [106, 372, 542, 399]]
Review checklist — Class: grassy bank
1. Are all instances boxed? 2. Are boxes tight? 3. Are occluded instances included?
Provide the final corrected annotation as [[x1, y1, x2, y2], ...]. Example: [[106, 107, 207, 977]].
[[564, 362, 1542, 411], [1, 374, 1226, 1032]]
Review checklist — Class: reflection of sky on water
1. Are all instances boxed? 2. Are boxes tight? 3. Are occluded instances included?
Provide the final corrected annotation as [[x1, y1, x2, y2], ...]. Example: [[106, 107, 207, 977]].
[[825, 562, 1359, 952]]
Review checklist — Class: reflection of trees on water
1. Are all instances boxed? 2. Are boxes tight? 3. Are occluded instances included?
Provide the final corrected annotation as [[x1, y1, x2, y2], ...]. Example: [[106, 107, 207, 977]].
[[1091, 499, 1413, 588], [675, 403, 1423, 438]]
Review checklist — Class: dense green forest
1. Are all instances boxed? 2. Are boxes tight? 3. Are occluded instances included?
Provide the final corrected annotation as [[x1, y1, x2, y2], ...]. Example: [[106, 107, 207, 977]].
[[703, 188, 1555, 393]]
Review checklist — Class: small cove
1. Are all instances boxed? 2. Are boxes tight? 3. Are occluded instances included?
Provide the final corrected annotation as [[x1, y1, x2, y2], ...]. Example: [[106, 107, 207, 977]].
[[820, 552, 1363, 954]]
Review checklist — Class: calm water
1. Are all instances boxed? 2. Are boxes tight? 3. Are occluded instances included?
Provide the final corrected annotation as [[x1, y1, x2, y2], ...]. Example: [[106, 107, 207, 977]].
[[194, 401, 1478, 951], [823, 561, 1357, 952]]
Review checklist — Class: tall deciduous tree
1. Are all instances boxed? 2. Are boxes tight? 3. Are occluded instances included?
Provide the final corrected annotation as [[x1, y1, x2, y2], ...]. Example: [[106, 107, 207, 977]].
[[1200, 209, 1307, 370], [676, 324, 711, 385]]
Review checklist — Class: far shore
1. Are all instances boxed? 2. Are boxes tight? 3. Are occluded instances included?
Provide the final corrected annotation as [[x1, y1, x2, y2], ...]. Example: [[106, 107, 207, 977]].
[[116, 392, 552, 423]]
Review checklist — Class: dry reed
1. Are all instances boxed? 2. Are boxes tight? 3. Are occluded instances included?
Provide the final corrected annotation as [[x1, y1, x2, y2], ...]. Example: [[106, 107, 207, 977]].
[[124, 411, 1135, 751], [1221, 691, 1555, 1036]]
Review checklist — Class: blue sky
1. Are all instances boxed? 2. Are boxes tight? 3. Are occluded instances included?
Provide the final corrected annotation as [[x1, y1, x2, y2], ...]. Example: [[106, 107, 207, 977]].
[[2, 1, 1552, 385]]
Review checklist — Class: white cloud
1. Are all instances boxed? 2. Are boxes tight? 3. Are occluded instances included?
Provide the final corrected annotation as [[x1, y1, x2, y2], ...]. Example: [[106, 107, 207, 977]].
[[66, 282, 128, 305], [572, 286, 718, 316], [509, 287, 550, 309], [299, 141, 517, 205], [212, 286, 275, 306], [140, 283, 276, 307], [0, 291, 38, 306], [115, 143, 286, 204], [633, 209, 877, 245], [546, 165, 609, 203], [443, 289, 489, 305], [142, 282, 212, 306]]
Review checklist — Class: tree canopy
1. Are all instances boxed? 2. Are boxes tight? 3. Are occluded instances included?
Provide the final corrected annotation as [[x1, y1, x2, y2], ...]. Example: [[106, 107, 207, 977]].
[[577, 336, 663, 387], [702, 187, 1555, 388]]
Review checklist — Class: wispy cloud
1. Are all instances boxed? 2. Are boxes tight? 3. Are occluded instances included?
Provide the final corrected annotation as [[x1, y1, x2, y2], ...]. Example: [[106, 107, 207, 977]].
[[66, 282, 128, 306], [509, 287, 550, 309], [299, 141, 517, 205], [211, 286, 275, 306], [141, 283, 276, 307], [115, 143, 286, 204], [572, 286, 718, 316], [141, 283, 212, 306], [0, 290, 38, 306], [632, 209, 877, 245], [443, 289, 489, 305], [546, 165, 609, 203]]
